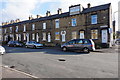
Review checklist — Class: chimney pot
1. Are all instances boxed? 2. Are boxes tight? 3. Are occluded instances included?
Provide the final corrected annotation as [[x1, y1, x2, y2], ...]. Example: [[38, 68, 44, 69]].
[[87, 3, 91, 8], [58, 8, 62, 14]]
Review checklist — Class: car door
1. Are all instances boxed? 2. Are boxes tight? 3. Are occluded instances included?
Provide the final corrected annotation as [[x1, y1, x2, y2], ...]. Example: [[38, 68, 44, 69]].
[[66, 40, 76, 50], [75, 39, 83, 50]]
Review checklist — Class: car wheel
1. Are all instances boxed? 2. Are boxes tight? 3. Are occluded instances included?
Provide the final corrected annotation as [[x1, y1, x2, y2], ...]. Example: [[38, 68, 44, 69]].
[[62, 47, 67, 52], [26, 45, 28, 48], [33, 46, 36, 49], [83, 48, 89, 53]]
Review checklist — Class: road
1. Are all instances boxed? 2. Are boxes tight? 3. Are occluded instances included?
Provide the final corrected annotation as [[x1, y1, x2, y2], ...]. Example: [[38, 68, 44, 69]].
[[2, 46, 118, 78]]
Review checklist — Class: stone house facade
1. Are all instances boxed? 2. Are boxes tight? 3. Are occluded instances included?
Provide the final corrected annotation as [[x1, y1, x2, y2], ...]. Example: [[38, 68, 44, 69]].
[[1, 3, 113, 47]]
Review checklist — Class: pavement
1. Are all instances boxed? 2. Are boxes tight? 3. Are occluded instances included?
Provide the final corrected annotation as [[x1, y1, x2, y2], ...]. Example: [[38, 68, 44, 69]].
[[2, 66, 37, 78]]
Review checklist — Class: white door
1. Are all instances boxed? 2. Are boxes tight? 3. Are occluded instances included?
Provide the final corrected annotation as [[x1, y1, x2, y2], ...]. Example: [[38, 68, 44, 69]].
[[61, 31, 66, 42], [102, 30, 108, 43], [62, 34, 65, 42], [36, 33, 39, 42], [48, 33, 51, 42], [26, 33, 29, 42], [80, 31, 84, 39]]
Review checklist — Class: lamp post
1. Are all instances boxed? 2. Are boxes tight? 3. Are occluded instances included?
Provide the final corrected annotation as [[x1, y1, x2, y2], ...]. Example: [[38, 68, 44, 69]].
[[113, 11, 118, 32]]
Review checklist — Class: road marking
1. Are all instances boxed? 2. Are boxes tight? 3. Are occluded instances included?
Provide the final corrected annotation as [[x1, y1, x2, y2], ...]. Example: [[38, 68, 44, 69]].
[[2, 65, 38, 78]]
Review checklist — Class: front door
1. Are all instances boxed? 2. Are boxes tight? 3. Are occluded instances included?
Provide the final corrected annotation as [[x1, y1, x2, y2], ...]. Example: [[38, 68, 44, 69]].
[[48, 33, 51, 42], [102, 29, 108, 43]]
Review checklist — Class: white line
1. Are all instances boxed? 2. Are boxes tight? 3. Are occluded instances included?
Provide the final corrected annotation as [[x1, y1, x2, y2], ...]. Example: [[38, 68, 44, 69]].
[[2, 65, 38, 78]]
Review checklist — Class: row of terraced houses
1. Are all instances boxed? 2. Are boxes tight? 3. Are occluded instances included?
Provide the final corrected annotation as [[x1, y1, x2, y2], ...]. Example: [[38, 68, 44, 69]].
[[1, 3, 114, 48]]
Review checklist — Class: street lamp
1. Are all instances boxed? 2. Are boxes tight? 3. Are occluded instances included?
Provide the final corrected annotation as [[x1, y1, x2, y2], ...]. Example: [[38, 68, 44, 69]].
[[113, 11, 118, 33]]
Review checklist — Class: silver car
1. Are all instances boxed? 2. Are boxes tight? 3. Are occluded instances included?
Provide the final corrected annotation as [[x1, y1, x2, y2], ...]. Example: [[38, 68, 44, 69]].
[[61, 39, 95, 53], [25, 41, 43, 48], [0, 46, 5, 55]]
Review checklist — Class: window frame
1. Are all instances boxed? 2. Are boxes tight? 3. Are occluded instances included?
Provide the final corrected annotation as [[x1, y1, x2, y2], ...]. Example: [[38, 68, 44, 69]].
[[55, 19, 60, 28], [91, 29, 98, 39], [91, 14, 97, 24], [55, 32, 60, 40], [71, 18, 77, 26], [43, 23, 46, 29]]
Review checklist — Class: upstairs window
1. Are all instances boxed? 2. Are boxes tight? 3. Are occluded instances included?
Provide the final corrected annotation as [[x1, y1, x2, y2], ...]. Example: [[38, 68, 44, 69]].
[[10, 27, 12, 33], [55, 19, 60, 28], [43, 23, 46, 29], [16, 26, 18, 32], [91, 15, 97, 24], [23, 25, 26, 32], [4, 29, 7, 33], [32, 24, 35, 30], [71, 18, 77, 26]]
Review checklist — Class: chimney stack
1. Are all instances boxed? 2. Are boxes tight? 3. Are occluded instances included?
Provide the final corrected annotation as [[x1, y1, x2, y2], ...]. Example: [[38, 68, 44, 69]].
[[29, 15, 33, 20], [46, 11, 51, 16], [15, 19, 20, 23], [58, 8, 62, 14], [87, 3, 91, 8], [36, 15, 42, 18], [10, 20, 14, 24]]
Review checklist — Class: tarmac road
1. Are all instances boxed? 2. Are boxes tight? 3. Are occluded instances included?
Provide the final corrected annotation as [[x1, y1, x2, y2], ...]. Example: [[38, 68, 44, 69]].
[[2, 46, 118, 78]]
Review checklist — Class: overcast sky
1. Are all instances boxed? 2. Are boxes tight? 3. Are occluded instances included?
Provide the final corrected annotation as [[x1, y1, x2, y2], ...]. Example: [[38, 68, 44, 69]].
[[0, 0, 119, 31]]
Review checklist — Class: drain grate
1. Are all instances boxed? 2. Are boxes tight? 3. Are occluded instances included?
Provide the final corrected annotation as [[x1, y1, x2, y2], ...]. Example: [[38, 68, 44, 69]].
[[10, 65, 15, 68], [58, 58, 66, 61]]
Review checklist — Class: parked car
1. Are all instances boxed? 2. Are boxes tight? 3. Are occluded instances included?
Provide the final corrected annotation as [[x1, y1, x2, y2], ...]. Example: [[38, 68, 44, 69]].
[[25, 41, 43, 48], [61, 39, 95, 53], [0, 46, 5, 55], [7, 41, 23, 47], [115, 38, 120, 45]]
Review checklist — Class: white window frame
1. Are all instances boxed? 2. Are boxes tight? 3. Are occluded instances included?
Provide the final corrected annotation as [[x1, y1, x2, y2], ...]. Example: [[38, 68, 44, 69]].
[[43, 23, 46, 29], [23, 25, 26, 32], [91, 15, 97, 24], [32, 24, 35, 30], [10, 27, 12, 33], [4, 28, 7, 33], [16, 26, 18, 32], [55, 19, 60, 28], [71, 18, 77, 26]]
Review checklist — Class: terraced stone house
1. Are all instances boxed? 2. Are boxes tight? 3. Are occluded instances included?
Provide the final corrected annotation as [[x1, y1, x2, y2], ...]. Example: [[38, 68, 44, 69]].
[[1, 3, 113, 47]]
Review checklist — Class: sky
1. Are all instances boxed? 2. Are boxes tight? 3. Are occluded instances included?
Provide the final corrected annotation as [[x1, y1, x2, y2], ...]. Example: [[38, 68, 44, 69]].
[[0, 0, 119, 31]]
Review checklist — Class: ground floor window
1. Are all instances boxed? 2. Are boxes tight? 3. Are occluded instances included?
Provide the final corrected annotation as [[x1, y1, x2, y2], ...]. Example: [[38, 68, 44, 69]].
[[42, 32, 46, 41], [80, 31, 85, 39], [72, 31, 77, 40], [55, 32, 60, 40], [91, 29, 98, 39]]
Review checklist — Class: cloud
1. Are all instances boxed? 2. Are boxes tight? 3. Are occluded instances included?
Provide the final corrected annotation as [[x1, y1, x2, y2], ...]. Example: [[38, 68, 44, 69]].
[[1, 0, 38, 24], [1, 0, 119, 31]]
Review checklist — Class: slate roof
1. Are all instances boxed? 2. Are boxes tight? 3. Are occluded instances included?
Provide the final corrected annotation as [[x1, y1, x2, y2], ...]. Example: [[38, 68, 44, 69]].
[[1, 3, 111, 28]]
